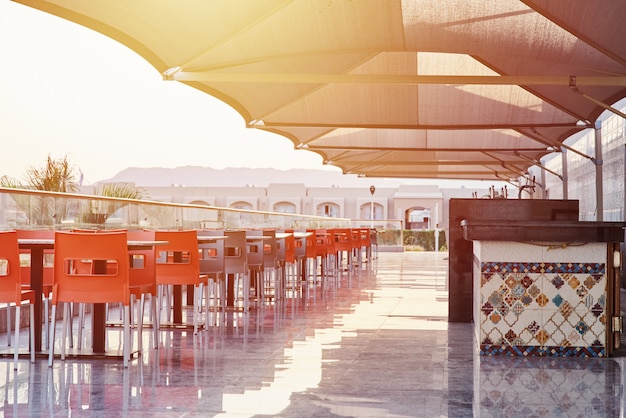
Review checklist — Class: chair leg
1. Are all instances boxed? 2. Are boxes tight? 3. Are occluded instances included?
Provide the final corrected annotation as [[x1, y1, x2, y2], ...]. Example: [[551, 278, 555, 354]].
[[7, 303, 11, 347], [243, 274, 250, 313], [61, 303, 69, 361], [77, 302, 85, 350], [137, 294, 145, 353], [123, 305, 130, 368], [151, 294, 159, 348], [48, 305, 57, 367], [13, 304, 20, 370], [204, 282, 210, 329], [193, 285, 199, 334], [129, 295, 137, 352], [44, 297, 49, 349], [29, 304, 35, 364]]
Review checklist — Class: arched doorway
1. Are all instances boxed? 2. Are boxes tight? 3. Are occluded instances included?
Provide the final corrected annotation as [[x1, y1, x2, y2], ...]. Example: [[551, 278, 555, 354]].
[[406, 206, 431, 230]]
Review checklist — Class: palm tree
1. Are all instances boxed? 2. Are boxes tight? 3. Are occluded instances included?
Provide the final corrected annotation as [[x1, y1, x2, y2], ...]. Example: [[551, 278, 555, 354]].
[[25, 154, 78, 192]]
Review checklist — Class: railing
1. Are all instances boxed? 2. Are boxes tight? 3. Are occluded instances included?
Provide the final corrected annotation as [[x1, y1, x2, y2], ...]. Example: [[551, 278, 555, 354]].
[[0, 187, 352, 231]]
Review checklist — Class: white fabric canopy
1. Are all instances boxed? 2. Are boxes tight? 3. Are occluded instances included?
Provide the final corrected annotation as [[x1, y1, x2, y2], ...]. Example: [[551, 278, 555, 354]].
[[14, 0, 626, 181]]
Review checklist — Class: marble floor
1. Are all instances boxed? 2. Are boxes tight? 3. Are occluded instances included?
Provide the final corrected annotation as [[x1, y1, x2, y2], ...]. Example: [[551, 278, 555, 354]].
[[0, 252, 625, 417]]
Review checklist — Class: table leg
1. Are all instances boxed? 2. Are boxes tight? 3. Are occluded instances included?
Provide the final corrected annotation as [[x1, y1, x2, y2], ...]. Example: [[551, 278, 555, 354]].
[[92, 260, 107, 354], [227, 274, 234, 307], [173, 285, 182, 324], [92, 304, 106, 354], [30, 248, 44, 352]]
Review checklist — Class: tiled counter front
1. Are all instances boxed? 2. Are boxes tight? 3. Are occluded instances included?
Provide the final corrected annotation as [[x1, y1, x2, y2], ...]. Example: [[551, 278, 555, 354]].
[[474, 241, 608, 357]]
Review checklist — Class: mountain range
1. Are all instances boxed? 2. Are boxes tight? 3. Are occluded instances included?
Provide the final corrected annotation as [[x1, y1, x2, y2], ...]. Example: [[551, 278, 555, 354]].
[[102, 166, 455, 188]]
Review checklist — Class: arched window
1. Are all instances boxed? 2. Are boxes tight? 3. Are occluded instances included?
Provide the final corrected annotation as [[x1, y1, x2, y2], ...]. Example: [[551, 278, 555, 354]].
[[230, 201, 253, 210], [273, 201, 296, 213], [316, 202, 340, 217], [359, 202, 383, 220]]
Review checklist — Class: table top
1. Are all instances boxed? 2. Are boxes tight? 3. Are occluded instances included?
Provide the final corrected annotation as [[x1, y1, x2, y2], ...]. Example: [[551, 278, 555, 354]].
[[18, 238, 168, 248], [293, 231, 313, 238], [245, 235, 273, 241], [196, 235, 229, 242]]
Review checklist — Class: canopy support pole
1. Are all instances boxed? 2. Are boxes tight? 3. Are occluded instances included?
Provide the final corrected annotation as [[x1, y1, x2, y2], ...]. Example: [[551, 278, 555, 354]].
[[570, 78, 626, 121], [561, 150, 569, 200], [594, 121, 604, 221]]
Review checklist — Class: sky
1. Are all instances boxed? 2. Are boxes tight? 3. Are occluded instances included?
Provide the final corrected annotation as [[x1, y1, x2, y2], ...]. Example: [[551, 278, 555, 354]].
[[0, 2, 496, 189], [0, 1, 343, 185]]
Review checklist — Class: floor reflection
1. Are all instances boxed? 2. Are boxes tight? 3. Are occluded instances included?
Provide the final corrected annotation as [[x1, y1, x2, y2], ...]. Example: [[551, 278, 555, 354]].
[[0, 253, 624, 417]]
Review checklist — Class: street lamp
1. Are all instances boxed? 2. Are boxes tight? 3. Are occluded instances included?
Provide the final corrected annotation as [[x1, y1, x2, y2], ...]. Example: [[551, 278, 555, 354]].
[[369, 185, 376, 228]]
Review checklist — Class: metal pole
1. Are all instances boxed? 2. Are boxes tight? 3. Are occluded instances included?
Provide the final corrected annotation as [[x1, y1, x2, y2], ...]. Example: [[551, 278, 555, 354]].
[[561, 149, 569, 200], [594, 121, 604, 221], [369, 185, 375, 228]]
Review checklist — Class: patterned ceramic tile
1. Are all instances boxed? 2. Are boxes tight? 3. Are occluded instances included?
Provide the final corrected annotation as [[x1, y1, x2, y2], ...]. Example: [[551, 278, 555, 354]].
[[479, 254, 607, 357]]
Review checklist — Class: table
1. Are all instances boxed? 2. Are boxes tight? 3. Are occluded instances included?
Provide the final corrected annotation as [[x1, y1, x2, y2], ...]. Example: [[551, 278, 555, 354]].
[[18, 238, 166, 355]]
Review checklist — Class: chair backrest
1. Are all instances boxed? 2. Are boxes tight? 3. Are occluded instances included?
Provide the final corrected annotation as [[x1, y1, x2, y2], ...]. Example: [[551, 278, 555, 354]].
[[360, 228, 371, 248], [370, 229, 378, 245], [305, 229, 317, 259], [224, 230, 247, 275], [275, 229, 287, 266], [154, 230, 202, 286], [52, 231, 130, 305], [197, 229, 225, 276], [245, 230, 264, 270], [283, 229, 295, 264], [314, 229, 330, 257], [127, 229, 157, 291], [262, 229, 277, 269], [0, 230, 24, 303], [350, 228, 361, 251], [294, 229, 307, 259], [15, 229, 54, 287], [333, 228, 351, 252]]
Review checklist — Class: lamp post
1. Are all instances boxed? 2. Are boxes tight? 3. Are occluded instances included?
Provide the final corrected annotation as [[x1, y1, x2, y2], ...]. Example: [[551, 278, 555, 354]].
[[369, 185, 376, 228]]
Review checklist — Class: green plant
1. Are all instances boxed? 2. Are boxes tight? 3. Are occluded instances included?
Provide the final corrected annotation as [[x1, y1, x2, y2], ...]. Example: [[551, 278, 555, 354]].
[[26, 155, 78, 193], [403, 230, 447, 251]]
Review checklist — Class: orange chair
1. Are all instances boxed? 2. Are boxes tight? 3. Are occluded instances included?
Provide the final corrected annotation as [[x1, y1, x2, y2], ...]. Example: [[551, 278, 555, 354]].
[[154, 230, 208, 334], [67, 228, 158, 351], [292, 229, 309, 296], [275, 229, 294, 300], [48, 231, 132, 367], [0, 231, 36, 369], [350, 228, 361, 269], [223, 230, 249, 311], [359, 228, 372, 264], [262, 229, 279, 303], [127, 229, 159, 350], [245, 230, 266, 308], [15, 229, 54, 348], [332, 228, 352, 272], [197, 229, 226, 323]]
